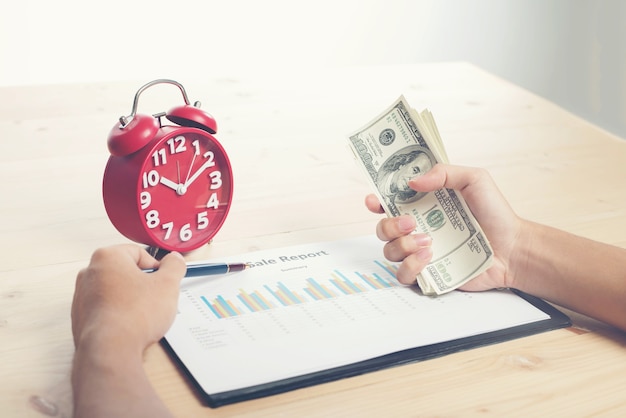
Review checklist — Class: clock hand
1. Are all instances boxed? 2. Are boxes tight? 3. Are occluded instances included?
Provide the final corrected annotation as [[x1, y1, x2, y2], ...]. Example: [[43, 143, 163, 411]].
[[183, 151, 198, 185], [184, 160, 213, 188], [159, 176, 179, 190], [159, 176, 187, 195]]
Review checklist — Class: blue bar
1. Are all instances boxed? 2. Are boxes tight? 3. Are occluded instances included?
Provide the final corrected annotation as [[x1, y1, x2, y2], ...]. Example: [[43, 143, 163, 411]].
[[216, 295, 237, 316], [251, 293, 271, 310], [201, 295, 223, 318], [264, 285, 288, 306], [277, 282, 303, 304], [237, 294, 255, 312], [304, 288, 319, 300], [356, 272, 383, 289], [374, 260, 397, 278], [372, 273, 393, 287], [307, 278, 332, 298], [335, 270, 363, 293], [330, 279, 350, 295]]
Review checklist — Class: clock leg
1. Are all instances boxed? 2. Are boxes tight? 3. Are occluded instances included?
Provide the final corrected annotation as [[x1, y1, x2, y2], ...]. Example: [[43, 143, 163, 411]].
[[145, 245, 171, 260]]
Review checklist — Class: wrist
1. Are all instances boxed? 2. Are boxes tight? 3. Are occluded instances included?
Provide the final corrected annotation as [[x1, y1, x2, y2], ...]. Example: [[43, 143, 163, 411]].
[[506, 218, 538, 291], [74, 315, 148, 362], [73, 327, 146, 382]]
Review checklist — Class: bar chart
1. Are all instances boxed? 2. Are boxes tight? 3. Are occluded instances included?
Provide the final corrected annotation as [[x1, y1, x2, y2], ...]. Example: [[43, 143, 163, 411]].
[[200, 260, 401, 319]]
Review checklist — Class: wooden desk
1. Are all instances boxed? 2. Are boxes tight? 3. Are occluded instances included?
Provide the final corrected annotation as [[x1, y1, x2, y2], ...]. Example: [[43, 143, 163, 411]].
[[2, 63, 626, 417]]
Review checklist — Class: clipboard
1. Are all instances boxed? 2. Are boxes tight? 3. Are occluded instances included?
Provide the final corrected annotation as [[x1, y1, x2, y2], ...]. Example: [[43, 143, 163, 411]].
[[162, 235, 571, 407]]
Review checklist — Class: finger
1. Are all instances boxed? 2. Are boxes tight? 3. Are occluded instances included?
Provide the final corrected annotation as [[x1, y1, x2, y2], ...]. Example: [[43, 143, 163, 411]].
[[90, 244, 159, 271], [133, 246, 160, 270], [375, 215, 416, 241], [383, 233, 432, 261], [395, 247, 433, 284], [408, 163, 486, 194], [152, 251, 186, 285], [365, 194, 385, 214]]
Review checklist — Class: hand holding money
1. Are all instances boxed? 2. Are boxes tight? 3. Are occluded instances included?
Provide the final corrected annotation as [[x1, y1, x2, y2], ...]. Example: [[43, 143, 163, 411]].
[[348, 96, 493, 295]]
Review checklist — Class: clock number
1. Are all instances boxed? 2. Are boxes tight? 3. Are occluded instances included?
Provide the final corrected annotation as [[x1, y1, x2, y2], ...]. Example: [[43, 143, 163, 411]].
[[140, 191, 151, 209], [192, 139, 201, 156], [166, 136, 186, 154], [206, 192, 220, 209], [160, 222, 194, 241], [162, 221, 173, 239], [203, 151, 216, 167], [197, 211, 209, 229], [142, 170, 160, 188], [152, 148, 167, 167], [209, 170, 222, 189], [146, 210, 160, 228], [180, 223, 192, 242]]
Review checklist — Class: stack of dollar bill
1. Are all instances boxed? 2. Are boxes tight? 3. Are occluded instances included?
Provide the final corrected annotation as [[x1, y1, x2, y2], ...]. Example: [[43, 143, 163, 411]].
[[348, 96, 493, 295]]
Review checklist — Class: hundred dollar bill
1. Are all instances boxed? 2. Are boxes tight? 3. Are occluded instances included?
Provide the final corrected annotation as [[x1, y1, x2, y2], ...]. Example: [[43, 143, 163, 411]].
[[348, 96, 493, 295]]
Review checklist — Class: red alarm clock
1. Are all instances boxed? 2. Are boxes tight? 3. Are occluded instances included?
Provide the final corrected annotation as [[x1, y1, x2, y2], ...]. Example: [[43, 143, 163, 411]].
[[102, 79, 233, 253]]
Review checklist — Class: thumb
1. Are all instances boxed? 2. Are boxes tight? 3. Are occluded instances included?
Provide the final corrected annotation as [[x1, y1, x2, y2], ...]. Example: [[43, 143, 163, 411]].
[[408, 163, 448, 193], [153, 251, 187, 285]]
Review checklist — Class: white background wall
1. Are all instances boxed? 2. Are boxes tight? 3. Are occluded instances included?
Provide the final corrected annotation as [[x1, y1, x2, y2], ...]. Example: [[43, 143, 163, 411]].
[[2, 0, 625, 138]]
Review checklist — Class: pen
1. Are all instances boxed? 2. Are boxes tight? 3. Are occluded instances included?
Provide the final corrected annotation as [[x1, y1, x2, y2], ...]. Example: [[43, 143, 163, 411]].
[[143, 262, 249, 277]]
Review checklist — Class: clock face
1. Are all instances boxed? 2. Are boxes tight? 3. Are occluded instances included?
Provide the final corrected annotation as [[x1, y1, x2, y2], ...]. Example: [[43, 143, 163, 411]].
[[137, 130, 233, 252]]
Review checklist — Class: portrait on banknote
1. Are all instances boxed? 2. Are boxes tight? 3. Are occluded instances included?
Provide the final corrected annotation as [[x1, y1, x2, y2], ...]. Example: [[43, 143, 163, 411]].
[[375, 145, 435, 205]]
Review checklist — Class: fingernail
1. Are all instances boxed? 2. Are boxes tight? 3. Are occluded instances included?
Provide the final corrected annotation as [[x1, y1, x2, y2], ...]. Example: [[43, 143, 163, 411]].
[[398, 216, 416, 232], [413, 234, 432, 247]]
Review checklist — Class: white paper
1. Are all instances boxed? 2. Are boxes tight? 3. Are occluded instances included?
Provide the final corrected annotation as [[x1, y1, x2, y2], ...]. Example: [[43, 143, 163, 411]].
[[165, 235, 549, 395]]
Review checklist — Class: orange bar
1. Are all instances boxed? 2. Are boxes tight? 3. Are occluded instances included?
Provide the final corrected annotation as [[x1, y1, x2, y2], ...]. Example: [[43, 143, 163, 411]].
[[275, 289, 292, 305], [239, 290, 262, 311], [306, 285, 326, 299], [320, 284, 338, 297], [253, 290, 275, 309], [331, 278, 354, 294], [212, 302, 230, 318], [226, 299, 242, 315], [352, 281, 367, 292], [362, 274, 383, 289], [292, 290, 306, 303]]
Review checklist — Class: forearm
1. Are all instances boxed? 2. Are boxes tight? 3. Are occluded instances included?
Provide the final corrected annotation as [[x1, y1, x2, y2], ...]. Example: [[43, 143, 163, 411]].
[[511, 220, 626, 332], [72, 333, 173, 418]]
